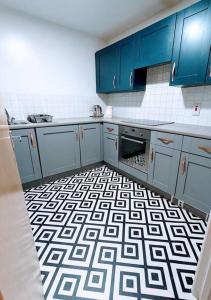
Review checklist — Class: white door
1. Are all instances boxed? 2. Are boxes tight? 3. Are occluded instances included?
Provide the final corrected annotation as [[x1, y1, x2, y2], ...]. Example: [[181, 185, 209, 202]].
[[0, 99, 44, 300]]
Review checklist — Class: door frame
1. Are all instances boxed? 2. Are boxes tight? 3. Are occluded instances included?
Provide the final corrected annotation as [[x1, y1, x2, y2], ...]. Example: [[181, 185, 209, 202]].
[[192, 212, 211, 300]]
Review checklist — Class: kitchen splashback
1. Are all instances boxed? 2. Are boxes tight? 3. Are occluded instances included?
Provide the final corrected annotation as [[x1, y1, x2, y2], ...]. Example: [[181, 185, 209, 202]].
[[2, 93, 106, 120], [2, 64, 211, 125], [107, 64, 211, 126]]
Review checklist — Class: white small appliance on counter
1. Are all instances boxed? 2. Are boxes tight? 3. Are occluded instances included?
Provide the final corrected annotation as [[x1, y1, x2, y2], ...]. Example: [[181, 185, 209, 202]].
[[90, 105, 104, 117], [104, 106, 113, 118]]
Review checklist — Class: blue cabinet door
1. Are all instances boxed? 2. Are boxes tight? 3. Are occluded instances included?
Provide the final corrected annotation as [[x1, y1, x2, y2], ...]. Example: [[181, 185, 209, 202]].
[[175, 152, 211, 213], [135, 14, 176, 68], [95, 45, 117, 93], [80, 123, 102, 166], [12, 129, 42, 183], [36, 125, 81, 177], [148, 144, 180, 195], [117, 36, 135, 91], [95, 39, 146, 93], [171, 0, 211, 86], [117, 35, 146, 91], [103, 133, 118, 167], [206, 50, 211, 83]]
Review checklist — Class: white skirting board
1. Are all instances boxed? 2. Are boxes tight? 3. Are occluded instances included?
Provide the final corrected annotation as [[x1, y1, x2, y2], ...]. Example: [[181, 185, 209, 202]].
[[192, 212, 211, 300]]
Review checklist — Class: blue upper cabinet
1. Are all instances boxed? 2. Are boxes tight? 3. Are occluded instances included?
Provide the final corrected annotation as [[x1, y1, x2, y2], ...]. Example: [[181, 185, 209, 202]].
[[117, 35, 146, 92], [206, 50, 211, 83], [95, 45, 117, 93], [95, 0, 211, 92], [95, 37, 147, 93], [171, 0, 211, 86], [135, 15, 176, 68], [117, 36, 136, 91]]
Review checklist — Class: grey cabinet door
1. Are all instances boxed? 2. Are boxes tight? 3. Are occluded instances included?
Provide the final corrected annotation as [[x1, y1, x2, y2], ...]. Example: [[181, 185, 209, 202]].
[[175, 152, 211, 213], [148, 144, 180, 195], [12, 129, 42, 183], [104, 133, 118, 167], [36, 125, 80, 177], [79, 123, 102, 166]]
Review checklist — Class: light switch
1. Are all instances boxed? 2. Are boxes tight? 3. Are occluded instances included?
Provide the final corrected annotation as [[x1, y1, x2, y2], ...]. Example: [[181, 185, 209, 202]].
[[192, 103, 201, 116]]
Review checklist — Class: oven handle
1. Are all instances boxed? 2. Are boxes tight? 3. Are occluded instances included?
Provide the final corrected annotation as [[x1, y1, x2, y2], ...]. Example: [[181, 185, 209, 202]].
[[121, 136, 144, 144]]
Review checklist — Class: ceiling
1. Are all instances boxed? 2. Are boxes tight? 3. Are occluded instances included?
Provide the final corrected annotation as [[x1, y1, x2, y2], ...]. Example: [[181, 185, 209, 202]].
[[0, 0, 197, 40]]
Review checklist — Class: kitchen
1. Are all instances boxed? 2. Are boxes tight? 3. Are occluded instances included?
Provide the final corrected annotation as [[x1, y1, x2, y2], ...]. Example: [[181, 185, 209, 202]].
[[0, 0, 211, 300]]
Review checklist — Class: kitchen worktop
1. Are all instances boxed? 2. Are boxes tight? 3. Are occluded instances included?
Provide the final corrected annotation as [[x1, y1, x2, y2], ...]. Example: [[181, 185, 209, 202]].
[[10, 117, 211, 139]]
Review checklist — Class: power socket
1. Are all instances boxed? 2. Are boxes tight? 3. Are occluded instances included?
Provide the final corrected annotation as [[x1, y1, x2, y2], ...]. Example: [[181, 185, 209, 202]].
[[192, 103, 201, 116]]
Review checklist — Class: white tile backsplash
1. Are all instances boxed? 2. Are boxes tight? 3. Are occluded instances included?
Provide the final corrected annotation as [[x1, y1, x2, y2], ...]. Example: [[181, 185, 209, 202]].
[[2, 64, 211, 125], [107, 64, 211, 126], [2, 93, 107, 120]]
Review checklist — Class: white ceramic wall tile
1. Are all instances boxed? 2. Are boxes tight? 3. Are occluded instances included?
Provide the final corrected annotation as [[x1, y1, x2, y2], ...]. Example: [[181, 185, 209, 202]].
[[107, 64, 211, 126], [2, 93, 107, 120]]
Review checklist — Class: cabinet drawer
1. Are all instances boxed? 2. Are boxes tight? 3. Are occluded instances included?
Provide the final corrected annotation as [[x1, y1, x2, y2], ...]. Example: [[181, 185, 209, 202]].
[[103, 123, 119, 135], [182, 136, 211, 158], [151, 131, 183, 150]]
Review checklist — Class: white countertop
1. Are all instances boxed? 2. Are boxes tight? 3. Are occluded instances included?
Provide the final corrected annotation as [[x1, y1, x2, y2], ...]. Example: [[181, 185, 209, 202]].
[[10, 117, 211, 139]]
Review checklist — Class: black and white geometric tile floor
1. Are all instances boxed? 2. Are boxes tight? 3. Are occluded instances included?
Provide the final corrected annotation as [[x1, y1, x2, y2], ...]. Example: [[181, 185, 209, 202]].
[[25, 165, 207, 300]]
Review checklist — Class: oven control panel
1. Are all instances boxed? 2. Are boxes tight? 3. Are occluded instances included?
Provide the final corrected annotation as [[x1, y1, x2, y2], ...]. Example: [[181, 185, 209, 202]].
[[119, 125, 151, 140]]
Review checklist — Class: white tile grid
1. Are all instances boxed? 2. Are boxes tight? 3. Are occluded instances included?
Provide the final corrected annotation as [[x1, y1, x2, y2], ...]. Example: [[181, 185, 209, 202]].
[[2, 93, 107, 120], [107, 64, 211, 126], [2, 64, 211, 125]]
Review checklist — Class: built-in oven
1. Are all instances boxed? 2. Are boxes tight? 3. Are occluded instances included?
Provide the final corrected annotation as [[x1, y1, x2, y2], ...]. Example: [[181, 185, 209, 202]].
[[119, 125, 151, 173]]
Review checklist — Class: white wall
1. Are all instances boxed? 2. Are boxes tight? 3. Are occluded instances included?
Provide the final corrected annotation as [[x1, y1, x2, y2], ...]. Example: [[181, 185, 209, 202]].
[[0, 6, 106, 119], [107, 65, 211, 126]]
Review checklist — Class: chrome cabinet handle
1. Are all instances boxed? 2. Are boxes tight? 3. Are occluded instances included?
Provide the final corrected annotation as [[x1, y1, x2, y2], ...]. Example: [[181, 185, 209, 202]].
[[76, 130, 79, 142], [121, 136, 144, 144], [172, 62, 176, 82], [80, 127, 84, 140], [209, 65, 211, 78], [113, 75, 116, 89], [30, 133, 36, 148], [197, 145, 211, 154], [158, 137, 174, 145], [180, 156, 186, 175], [115, 139, 117, 150], [150, 149, 154, 162], [107, 127, 114, 132], [129, 71, 133, 87]]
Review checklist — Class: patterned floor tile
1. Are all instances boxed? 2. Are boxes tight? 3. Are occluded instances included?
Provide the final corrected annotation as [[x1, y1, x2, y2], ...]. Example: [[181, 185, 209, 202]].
[[25, 165, 206, 300]]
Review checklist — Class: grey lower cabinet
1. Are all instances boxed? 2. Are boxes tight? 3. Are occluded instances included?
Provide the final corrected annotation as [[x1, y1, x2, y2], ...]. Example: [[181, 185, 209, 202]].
[[79, 123, 102, 166], [175, 152, 211, 214], [104, 133, 118, 167], [11, 128, 42, 183], [36, 123, 102, 177], [148, 144, 181, 195], [36, 125, 81, 177]]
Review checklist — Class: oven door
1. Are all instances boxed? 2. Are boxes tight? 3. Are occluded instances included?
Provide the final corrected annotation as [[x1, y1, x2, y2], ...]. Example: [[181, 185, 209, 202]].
[[119, 135, 150, 173]]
